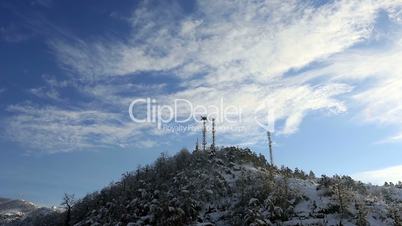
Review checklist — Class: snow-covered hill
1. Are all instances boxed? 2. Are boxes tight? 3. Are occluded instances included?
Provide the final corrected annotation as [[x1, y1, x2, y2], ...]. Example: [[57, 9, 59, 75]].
[[8, 147, 402, 225], [0, 197, 60, 226], [0, 197, 37, 224]]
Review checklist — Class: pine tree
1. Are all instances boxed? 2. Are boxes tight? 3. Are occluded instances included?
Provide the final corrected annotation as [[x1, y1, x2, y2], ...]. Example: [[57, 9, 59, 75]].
[[308, 170, 316, 179], [355, 201, 368, 226]]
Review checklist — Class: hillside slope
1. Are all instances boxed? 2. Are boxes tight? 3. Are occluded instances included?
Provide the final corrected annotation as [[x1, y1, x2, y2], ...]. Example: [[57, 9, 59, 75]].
[[9, 147, 402, 226], [0, 197, 37, 224]]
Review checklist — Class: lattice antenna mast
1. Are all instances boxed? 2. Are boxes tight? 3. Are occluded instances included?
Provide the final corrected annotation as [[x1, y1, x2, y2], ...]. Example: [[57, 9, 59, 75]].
[[201, 116, 207, 151], [211, 118, 216, 150], [267, 131, 274, 166]]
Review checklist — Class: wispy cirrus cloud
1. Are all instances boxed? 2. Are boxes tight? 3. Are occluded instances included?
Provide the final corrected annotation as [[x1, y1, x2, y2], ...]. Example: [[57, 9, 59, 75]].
[[4, 104, 157, 153], [302, 32, 402, 142], [51, 0, 399, 81], [32, 0, 53, 8], [3, 0, 402, 153], [352, 165, 402, 185], [0, 23, 34, 43]]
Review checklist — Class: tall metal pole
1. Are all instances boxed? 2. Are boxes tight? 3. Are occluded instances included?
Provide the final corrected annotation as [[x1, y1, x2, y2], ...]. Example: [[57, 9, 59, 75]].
[[201, 116, 207, 151], [267, 131, 273, 166], [211, 118, 215, 150]]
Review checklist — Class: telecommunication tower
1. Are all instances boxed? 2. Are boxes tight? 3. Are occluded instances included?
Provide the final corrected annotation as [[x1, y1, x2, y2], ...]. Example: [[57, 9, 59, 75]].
[[267, 131, 273, 166], [211, 118, 216, 150], [201, 116, 207, 151]]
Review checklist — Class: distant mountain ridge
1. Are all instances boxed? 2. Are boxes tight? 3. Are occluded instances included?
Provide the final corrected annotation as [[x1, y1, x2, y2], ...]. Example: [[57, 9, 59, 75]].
[[0, 197, 62, 226], [0, 197, 37, 224]]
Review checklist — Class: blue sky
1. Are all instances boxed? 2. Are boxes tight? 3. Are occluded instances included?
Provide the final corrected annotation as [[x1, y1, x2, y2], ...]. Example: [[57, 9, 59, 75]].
[[1, 0, 402, 206]]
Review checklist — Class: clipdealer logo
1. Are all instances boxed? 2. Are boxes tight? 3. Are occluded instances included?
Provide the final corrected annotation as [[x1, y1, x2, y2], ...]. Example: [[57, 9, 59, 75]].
[[128, 98, 276, 132], [128, 98, 242, 129]]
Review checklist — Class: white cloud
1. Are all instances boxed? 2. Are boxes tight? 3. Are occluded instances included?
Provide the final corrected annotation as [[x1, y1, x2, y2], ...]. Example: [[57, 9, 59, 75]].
[[51, 0, 400, 81], [33, 0, 53, 8], [4, 104, 156, 153], [352, 165, 402, 185], [150, 82, 351, 148], [29, 87, 60, 100], [3, 0, 402, 152], [301, 32, 402, 142]]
